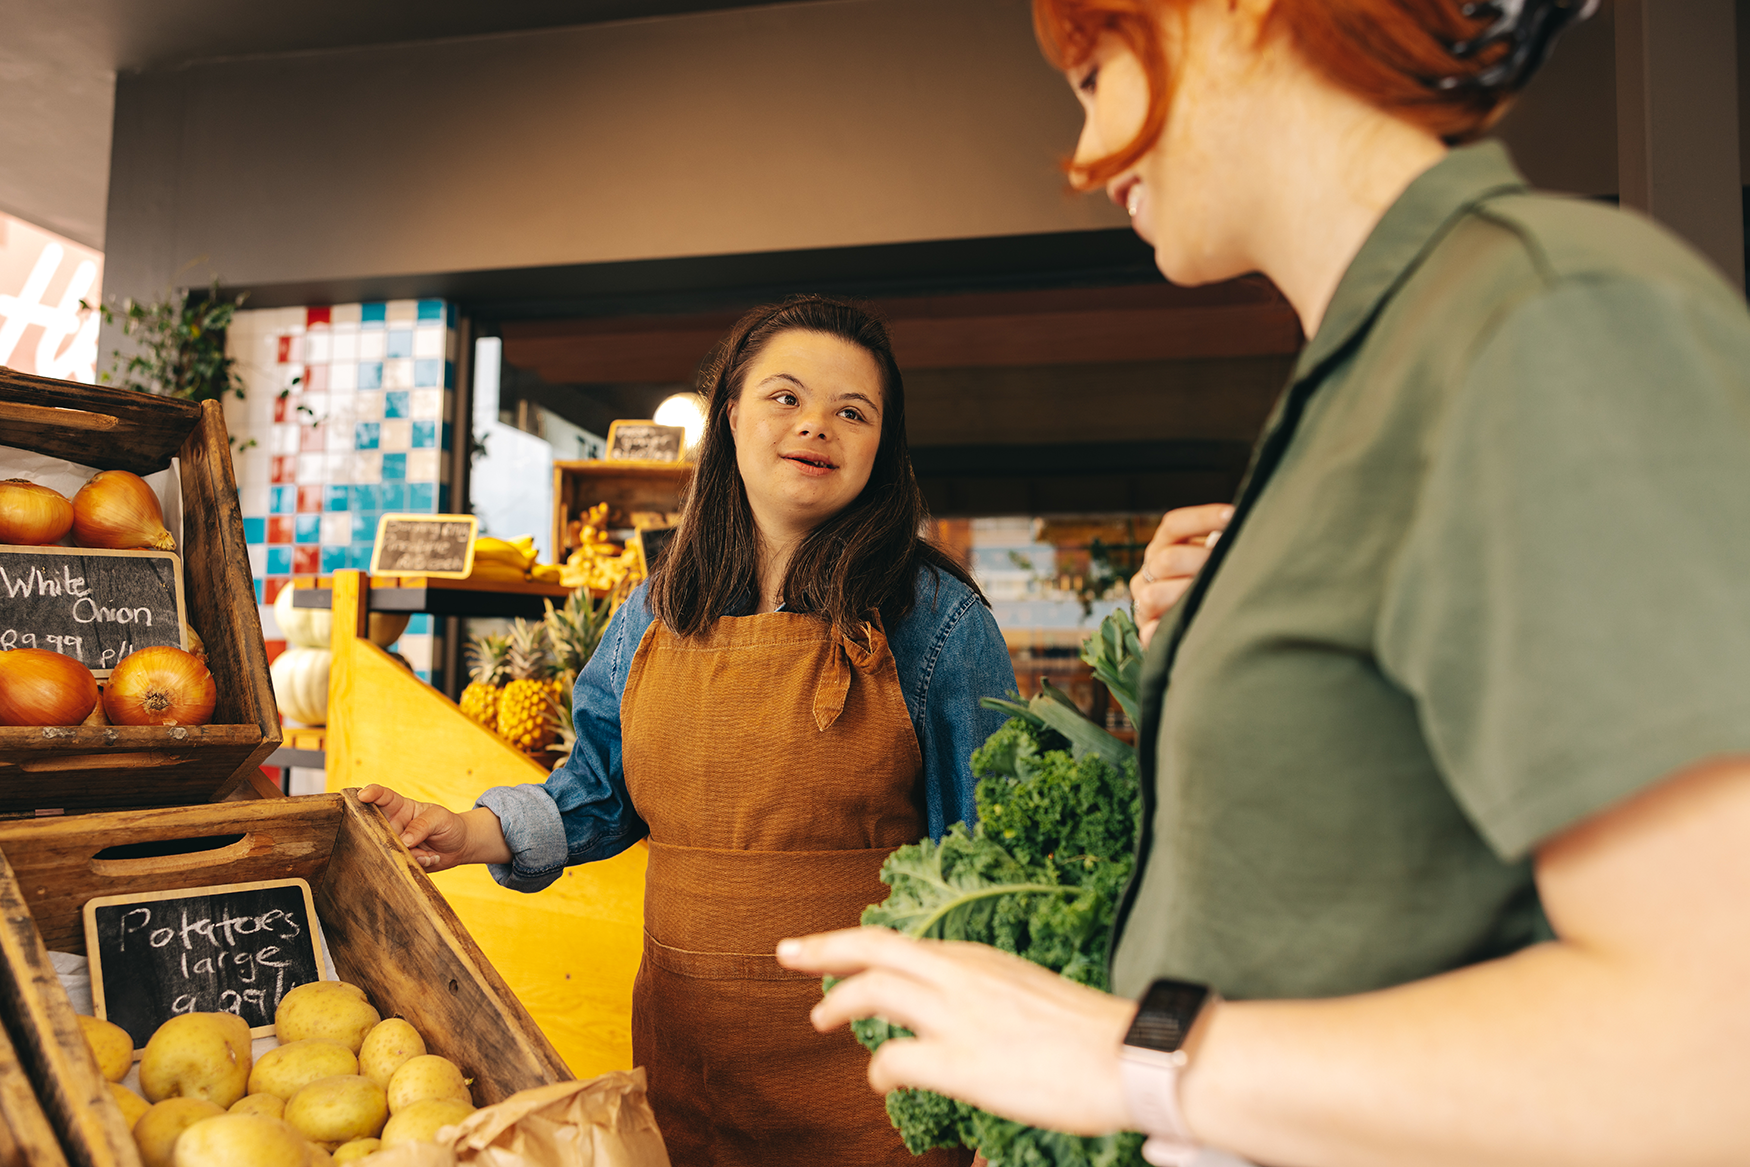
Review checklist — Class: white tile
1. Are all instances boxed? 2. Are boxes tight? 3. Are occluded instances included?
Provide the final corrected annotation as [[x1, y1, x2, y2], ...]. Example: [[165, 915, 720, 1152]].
[[302, 392, 328, 420], [383, 359, 413, 389], [412, 328, 444, 359], [237, 449, 270, 487], [325, 397, 355, 425], [280, 365, 303, 391], [287, 768, 327, 796], [325, 426, 352, 454], [297, 453, 325, 482], [386, 299, 418, 322], [320, 513, 350, 545], [247, 545, 267, 576], [258, 603, 280, 641], [306, 332, 332, 363], [240, 485, 270, 516], [353, 452, 382, 483], [325, 453, 353, 483], [358, 332, 386, 360], [407, 450, 441, 482], [380, 419, 412, 451], [332, 303, 362, 326], [276, 308, 306, 333], [331, 333, 358, 362], [355, 391, 384, 421], [396, 635, 432, 669], [273, 424, 301, 455], [409, 388, 443, 420], [329, 362, 357, 391]]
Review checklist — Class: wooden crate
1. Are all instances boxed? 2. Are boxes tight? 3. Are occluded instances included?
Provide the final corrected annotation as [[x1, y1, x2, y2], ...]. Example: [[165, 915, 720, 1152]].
[[551, 460, 690, 562], [0, 371, 279, 812], [0, 1003, 68, 1167], [0, 791, 571, 1167]]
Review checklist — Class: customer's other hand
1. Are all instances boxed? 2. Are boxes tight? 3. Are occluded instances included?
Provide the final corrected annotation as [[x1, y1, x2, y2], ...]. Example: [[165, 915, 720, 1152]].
[[1132, 505, 1233, 647]]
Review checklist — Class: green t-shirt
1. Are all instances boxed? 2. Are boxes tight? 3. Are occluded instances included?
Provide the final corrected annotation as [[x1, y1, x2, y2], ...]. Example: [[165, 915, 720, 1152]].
[[1111, 141, 1750, 1002]]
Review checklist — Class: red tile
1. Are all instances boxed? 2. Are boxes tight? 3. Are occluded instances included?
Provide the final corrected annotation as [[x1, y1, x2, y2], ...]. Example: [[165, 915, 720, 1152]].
[[277, 335, 293, 364], [306, 306, 332, 328], [271, 456, 294, 484], [264, 639, 288, 665], [292, 547, 320, 575], [268, 516, 295, 544], [273, 394, 289, 423], [263, 578, 290, 604], [299, 424, 325, 453], [296, 485, 324, 513], [305, 364, 329, 392]]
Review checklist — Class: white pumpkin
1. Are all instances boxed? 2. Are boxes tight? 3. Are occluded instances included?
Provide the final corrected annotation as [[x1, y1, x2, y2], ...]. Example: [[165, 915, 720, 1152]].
[[273, 584, 411, 649], [271, 647, 331, 726]]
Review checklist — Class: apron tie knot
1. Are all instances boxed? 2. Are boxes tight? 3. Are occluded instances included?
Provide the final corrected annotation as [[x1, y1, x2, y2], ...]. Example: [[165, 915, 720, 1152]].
[[813, 619, 889, 731]]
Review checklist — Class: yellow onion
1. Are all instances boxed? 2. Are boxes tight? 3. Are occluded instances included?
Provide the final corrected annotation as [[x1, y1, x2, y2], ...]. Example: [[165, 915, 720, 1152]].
[[104, 646, 216, 727], [72, 470, 176, 551], [0, 479, 74, 546], [0, 649, 99, 726]]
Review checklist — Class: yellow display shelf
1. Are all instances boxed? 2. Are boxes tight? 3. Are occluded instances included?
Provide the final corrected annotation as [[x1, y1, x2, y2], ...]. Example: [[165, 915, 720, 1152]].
[[318, 570, 645, 1080]]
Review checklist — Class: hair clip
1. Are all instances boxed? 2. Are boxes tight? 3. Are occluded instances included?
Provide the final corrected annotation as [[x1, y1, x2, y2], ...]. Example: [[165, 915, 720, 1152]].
[[1434, 0, 1600, 93]]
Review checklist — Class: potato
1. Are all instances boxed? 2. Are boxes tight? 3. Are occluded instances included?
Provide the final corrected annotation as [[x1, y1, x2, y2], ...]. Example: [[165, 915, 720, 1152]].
[[358, 1018, 425, 1089], [331, 1138, 381, 1163], [171, 1114, 309, 1167], [275, 982, 380, 1054], [110, 1081, 151, 1129], [385, 1055, 470, 1114], [249, 1039, 358, 1101], [139, 1013, 252, 1107], [78, 1014, 134, 1082], [284, 1075, 388, 1148], [134, 1098, 224, 1167], [380, 1097, 474, 1146], [229, 1093, 285, 1120], [306, 1146, 334, 1167]]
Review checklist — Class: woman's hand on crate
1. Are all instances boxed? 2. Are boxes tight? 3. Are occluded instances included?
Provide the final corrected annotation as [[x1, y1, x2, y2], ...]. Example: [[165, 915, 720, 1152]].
[[357, 784, 512, 871]]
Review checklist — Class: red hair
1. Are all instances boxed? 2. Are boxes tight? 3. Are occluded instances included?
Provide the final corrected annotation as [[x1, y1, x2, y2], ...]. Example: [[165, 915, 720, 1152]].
[[1034, 0, 1511, 188]]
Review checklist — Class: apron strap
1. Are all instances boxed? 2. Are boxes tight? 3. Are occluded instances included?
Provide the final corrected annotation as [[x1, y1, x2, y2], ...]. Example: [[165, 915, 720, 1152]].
[[813, 618, 888, 731]]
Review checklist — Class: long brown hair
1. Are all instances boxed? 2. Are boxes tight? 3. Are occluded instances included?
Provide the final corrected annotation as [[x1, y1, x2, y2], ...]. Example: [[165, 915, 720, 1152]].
[[649, 295, 980, 638]]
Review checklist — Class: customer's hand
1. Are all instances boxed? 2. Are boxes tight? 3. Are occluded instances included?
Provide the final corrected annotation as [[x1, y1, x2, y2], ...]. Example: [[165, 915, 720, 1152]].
[[357, 785, 481, 872], [1132, 505, 1233, 647], [778, 927, 1136, 1137]]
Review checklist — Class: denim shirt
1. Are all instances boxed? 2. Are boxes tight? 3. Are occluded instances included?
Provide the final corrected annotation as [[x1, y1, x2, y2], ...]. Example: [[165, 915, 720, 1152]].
[[476, 566, 1016, 893]]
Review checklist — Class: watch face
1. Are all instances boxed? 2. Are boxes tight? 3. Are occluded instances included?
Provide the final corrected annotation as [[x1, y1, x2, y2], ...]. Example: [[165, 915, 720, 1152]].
[[1124, 978, 1211, 1053]]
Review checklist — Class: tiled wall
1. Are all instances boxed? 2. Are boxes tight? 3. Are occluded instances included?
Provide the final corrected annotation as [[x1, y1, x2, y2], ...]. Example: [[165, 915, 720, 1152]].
[[226, 300, 458, 688]]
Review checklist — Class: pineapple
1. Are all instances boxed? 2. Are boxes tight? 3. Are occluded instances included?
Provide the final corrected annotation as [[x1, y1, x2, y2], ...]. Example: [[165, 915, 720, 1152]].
[[498, 619, 560, 754], [459, 632, 510, 733], [541, 587, 614, 768]]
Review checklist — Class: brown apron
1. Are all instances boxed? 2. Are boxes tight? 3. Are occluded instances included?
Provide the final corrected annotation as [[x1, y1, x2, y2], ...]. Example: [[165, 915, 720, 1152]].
[[620, 612, 972, 1167]]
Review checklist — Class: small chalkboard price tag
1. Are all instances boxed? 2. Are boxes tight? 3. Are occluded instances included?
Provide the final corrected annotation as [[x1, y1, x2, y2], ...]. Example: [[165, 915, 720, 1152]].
[[0, 546, 186, 676], [83, 879, 328, 1052], [605, 420, 686, 464], [369, 514, 478, 578]]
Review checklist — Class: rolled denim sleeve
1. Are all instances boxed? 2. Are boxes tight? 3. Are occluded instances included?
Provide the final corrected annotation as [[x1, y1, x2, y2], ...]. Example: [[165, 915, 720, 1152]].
[[475, 585, 655, 892], [899, 573, 1016, 838]]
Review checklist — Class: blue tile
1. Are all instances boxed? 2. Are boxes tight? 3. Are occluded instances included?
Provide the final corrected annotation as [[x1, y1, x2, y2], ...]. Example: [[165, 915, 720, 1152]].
[[324, 485, 350, 512], [415, 669, 431, 684], [384, 390, 409, 419], [417, 299, 445, 322], [351, 512, 377, 542], [352, 484, 380, 512], [406, 614, 432, 635], [413, 359, 441, 388], [294, 515, 320, 544], [440, 421, 453, 452], [410, 420, 436, 449], [320, 545, 349, 573], [354, 422, 380, 450], [358, 362, 384, 390], [446, 304, 457, 328], [387, 329, 413, 359], [381, 453, 407, 481], [379, 482, 407, 511], [270, 485, 294, 515], [243, 517, 266, 544], [407, 482, 434, 511], [361, 302, 386, 326], [254, 579, 265, 604], [267, 547, 293, 575], [438, 485, 451, 512], [443, 360, 455, 388]]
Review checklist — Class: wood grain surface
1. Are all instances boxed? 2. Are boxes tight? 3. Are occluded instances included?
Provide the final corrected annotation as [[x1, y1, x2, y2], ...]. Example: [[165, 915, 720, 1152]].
[[0, 371, 199, 476], [0, 1007, 69, 1167]]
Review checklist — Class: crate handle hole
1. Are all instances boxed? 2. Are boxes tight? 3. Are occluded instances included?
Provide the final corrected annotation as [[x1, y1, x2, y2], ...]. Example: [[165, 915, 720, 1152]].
[[448, 978, 459, 994], [90, 833, 253, 875]]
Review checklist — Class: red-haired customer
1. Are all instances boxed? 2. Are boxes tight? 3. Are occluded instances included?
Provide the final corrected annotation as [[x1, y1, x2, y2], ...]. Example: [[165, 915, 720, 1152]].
[[781, 2, 1750, 1164]]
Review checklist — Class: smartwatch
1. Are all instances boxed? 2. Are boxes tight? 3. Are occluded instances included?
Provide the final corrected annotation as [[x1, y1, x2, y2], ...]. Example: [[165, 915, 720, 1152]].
[[1118, 978, 1220, 1151]]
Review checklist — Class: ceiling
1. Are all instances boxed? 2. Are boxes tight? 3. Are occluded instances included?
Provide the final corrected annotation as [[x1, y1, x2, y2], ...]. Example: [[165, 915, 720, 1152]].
[[0, 0, 807, 249]]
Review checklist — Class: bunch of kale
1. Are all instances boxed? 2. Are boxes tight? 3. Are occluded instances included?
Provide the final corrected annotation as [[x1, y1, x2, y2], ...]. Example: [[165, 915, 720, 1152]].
[[834, 612, 1149, 1167]]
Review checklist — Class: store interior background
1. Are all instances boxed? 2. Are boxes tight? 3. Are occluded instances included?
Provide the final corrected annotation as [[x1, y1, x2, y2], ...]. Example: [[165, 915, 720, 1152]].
[[2, 0, 1746, 791]]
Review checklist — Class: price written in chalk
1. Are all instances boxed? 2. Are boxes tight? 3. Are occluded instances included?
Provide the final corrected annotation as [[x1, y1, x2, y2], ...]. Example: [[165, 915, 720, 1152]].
[[369, 514, 478, 578], [84, 880, 328, 1047], [0, 546, 185, 674]]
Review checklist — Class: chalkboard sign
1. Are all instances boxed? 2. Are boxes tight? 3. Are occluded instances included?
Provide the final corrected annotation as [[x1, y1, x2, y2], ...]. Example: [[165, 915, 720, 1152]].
[[369, 514, 478, 578], [83, 879, 327, 1051], [634, 526, 676, 577], [606, 421, 686, 464], [0, 546, 186, 676]]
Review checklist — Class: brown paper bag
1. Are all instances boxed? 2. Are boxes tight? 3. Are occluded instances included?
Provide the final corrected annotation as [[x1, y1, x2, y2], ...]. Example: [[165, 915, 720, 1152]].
[[362, 1068, 670, 1167]]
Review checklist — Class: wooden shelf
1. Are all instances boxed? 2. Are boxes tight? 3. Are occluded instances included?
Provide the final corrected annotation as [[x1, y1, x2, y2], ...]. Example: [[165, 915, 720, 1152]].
[[290, 574, 571, 618]]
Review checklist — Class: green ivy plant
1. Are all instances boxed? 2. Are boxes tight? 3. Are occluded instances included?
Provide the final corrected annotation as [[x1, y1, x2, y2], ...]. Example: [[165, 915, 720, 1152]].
[[90, 278, 248, 404]]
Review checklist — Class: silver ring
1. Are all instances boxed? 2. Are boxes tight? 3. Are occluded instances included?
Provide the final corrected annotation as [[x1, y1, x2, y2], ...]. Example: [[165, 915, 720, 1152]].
[[1140, 565, 1157, 584]]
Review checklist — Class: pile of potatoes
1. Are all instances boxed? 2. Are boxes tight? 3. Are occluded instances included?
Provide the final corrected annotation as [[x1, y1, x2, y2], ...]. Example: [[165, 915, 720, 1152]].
[[77, 980, 476, 1166]]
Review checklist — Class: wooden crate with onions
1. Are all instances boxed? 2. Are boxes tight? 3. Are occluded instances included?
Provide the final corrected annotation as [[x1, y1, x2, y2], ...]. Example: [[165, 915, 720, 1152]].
[[0, 371, 279, 813]]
